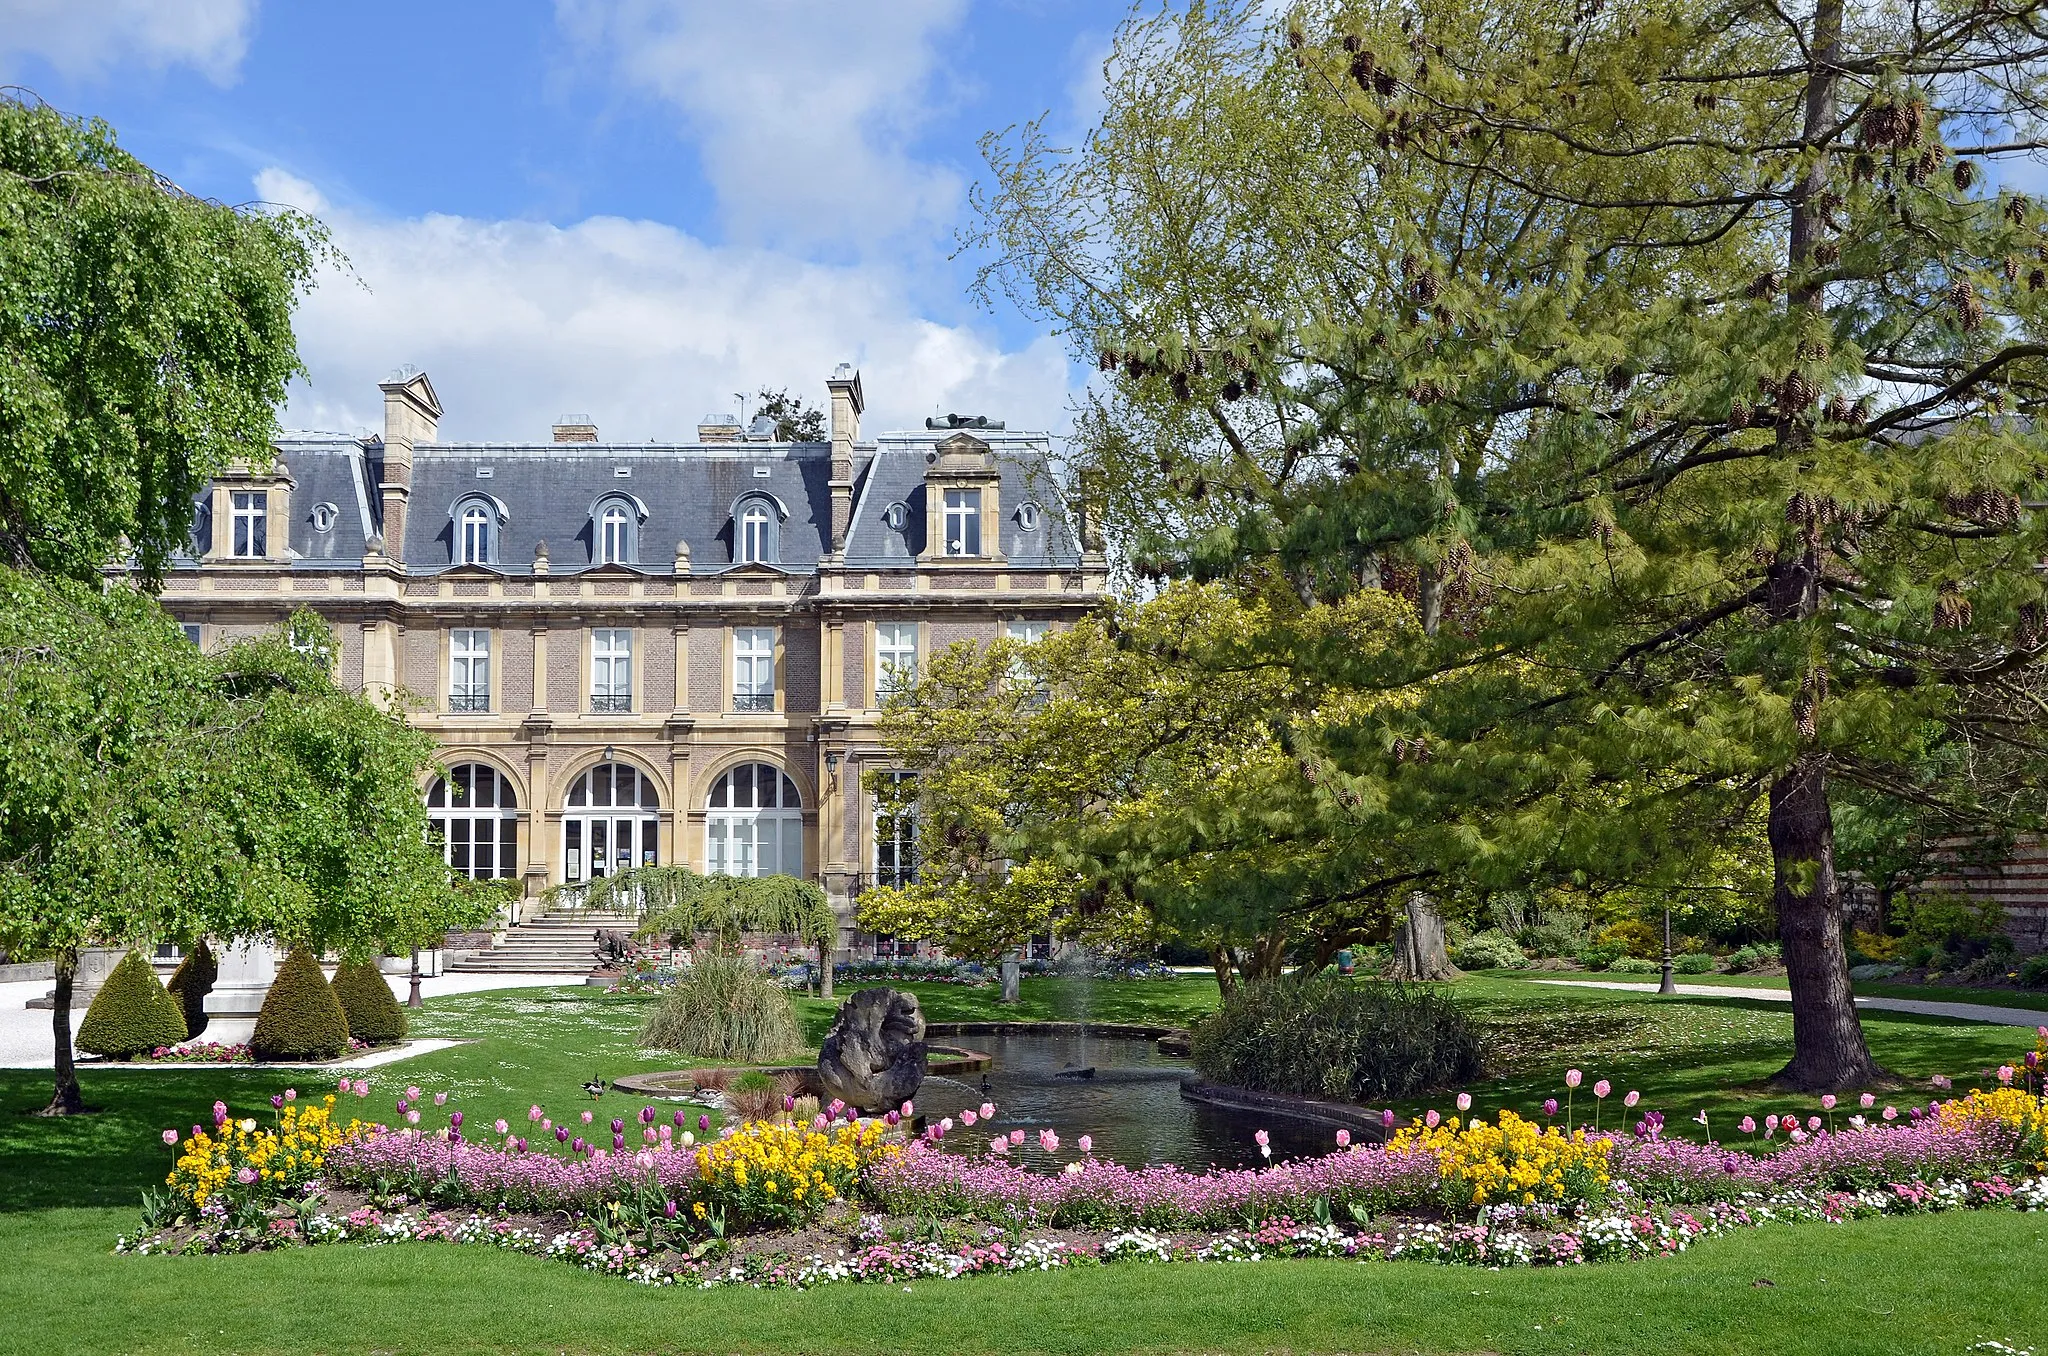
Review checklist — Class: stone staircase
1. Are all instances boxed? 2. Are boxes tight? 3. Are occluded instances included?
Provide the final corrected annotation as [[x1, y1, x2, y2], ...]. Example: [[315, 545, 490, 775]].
[[445, 909, 640, 975]]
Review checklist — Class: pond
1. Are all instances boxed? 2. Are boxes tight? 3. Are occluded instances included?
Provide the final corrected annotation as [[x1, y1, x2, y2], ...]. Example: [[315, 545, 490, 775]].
[[912, 1032, 1338, 1172]]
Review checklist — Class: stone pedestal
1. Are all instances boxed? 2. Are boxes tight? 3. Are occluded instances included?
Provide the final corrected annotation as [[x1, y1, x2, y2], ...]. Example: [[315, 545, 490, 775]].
[[1000, 952, 1021, 1004], [202, 938, 280, 1046], [30, 946, 127, 1012]]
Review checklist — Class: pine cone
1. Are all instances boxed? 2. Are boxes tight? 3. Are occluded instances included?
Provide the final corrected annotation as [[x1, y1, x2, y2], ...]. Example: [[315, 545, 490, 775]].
[[1955, 159, 1978, 190], [1729, 400, 1752, 429], [1221, 379, 1243, 402], [2006, 256, 2022, 283], [1747, 272, 1782, 300], [1606, 365, 1633, 394], [2010, 194, 2032, 225], [1098, 351, 1118, 372], [1812, 240, 1841, 267], [1826, 395, 1853, 423], [2018, 603, 2045, 649], [1934, 584, 1972, 630], [1952, 279, 1984, 331]]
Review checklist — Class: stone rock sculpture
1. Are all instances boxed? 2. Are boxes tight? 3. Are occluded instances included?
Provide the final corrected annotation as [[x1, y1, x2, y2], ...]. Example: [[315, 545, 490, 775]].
[[815, 986, 927, 1111]]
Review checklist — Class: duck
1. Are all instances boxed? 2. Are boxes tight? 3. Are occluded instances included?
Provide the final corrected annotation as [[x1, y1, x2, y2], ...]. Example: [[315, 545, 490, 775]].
[[583, 1077, 608, 1099]]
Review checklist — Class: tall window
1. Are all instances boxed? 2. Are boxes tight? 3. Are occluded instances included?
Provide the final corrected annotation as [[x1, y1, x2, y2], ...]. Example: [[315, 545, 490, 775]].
[[599, 504, 630, 564], [449, 629, 490, 712], [590, 629, 632, 712], [1006, 620, 1049, 701], [739, 504, 771, 563], [875, 771, 917, 887], [459, 504, 491, 564], [230, 491, 267, 557], [426, 764, 519, 880], [942, 489, 981, 556], [732, 627, 775, 711], [875, 622, 918, 699], [706, 762, 803, 878]]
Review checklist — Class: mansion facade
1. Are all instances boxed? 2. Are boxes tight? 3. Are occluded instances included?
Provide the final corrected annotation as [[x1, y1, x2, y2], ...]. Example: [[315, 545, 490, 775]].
[[154, 366, 1107, 952]]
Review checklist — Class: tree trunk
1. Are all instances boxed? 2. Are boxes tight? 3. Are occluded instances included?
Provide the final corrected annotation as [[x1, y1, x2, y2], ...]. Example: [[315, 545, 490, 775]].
[[1209, 946, 1237, 1000], [1768, 750, 1881, 1090], [1390, 892, 1456, 981], [40, 948, 84, 1116], [818, 939, 834, 999]]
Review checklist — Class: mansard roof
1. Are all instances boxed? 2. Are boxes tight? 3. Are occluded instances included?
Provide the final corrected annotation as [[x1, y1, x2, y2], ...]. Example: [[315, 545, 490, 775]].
[[185, 426, 1081, 575]]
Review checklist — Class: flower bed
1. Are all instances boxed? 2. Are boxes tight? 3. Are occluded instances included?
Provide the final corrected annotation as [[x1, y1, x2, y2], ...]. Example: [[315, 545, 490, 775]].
[[121, 1035, 2048, 1289]]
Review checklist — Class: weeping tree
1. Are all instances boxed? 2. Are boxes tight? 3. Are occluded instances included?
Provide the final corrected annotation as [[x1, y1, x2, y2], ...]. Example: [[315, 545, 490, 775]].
[[974, 0, 2048, 1089], [562, 866, 840, 992]]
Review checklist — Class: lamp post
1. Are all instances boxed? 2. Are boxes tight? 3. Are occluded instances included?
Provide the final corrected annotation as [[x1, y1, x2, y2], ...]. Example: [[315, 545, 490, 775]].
[[407, 946, 423, 1009], [1658, 908, 1677, 995]]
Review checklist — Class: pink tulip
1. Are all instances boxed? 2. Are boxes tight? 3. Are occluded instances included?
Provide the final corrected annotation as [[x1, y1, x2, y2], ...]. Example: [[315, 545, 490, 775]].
[[213, 1100, 228, 1124], [901, 1101, 915, 1117], [1739, 1116, 1756, 1135], [1425, 1110, 1441, 1128], [1593, 1080, 1611, 1099], [434, 1092, 448, 1106], [1565, 1069, 1583, 1089], [1821, 1094, 1836, 1111], [980, 1102, 996, 1120], [162, 1129, 179, 1146], [1764, 1114, 1779, 1132], [1381, 1108, 1396, 1128], [813, 1115, 829, 1132], [406, 1110, 420, 1125], [1009, 1129, 1025, 1146], [353, 1080, 369, 1097], [1455, 1092, 1472, 1112], [406, 1086, 420, 1100], [1807, 1116, 1821, 1132], [581, 1110, 593, 1124], [1623, 1091, 1639, 1108], [1078, 1134, 1093, 1153], [1790, 1128, 1808, 1143], [283, 1089, 296, 1102], [529, 1105, 544, 1122], [494, 1119, 509, 1136], [1998, 1066, 2015, 1085], [1860, 1093, 1875, 1109], [960, 1110, 977, 1127], [940, 1117, 955, 1133], [1882, 1106, 1898, 1121], [1254, 1129, 1270, 1147], [990, 1136, 1008, 1155], [1335, 1130, 1350, 1147]]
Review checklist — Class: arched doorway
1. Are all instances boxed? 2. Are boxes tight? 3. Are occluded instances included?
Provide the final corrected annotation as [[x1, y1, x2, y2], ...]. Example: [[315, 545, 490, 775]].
[[425, 763, 519, 879], [562, 761, 661, 882], [706, 762, 803, 877]]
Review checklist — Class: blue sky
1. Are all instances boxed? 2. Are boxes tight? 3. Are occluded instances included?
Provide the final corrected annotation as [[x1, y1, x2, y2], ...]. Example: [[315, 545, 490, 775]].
[[0, 0, 1121, 441]]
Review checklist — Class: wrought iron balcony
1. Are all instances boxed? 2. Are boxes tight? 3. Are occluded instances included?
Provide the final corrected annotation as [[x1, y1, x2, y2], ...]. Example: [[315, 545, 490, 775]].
[[731, 692, 775, 712], [447, 691, 491, 713], [588, 693, 632, 714]]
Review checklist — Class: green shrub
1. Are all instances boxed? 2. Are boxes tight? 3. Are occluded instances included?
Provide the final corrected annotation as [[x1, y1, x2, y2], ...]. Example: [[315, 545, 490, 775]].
[[251, 946, 350, 1061], [75, 950, 187, 1059], [1725, 942, 1783, 972], [164, 942, 216, 1040], [1576, 944, 1624, 971], [641, 949, 803, 1062], [1519, 906, 1592, 958], [1190, 977, 1483, 1102], [2020, 955, 2048, 989], [1609, 956, 1659, 973], [1452, 929, 1527, 971], [1898, 893, 2007, 957], [1674, 952, 1715, 975], [330, 958, 406, 1044], [1594, 918, 1661, 959]]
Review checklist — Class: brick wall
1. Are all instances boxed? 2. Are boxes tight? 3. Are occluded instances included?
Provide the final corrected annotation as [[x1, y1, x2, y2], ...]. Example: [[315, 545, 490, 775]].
[[403, 628, 437, 707], [643, 627, 676, 713], [783, 623, 820, 714], [502, 627, 533, 710], [547, 629, 579, 711], [689, 628, 723, 710]]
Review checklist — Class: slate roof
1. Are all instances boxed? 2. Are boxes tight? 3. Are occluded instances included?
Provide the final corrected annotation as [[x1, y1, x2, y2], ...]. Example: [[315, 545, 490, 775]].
[[182, 428, 1080, 575]]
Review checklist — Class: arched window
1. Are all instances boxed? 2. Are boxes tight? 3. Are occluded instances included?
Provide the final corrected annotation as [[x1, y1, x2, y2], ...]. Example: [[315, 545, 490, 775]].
[[599, 504, 632, 564], [426, 763, 519, 879], [706, 762, 803, 878], [458, 503, 493, 564], [562, 761, 660, 882], [739, 504, 771, 563]]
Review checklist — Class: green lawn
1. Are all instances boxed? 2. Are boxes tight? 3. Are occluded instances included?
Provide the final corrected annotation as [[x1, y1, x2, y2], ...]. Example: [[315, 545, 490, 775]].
[[5, 975, 2045, 1352], [0, 1206, 2042, 1354], [1497, 966, 2048, 1014]]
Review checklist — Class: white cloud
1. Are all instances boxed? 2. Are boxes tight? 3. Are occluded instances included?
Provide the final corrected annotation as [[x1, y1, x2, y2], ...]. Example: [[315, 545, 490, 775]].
[[261, 169, 1071, 447], [555, 0, 968, 248], [0, 0, 254, 83]]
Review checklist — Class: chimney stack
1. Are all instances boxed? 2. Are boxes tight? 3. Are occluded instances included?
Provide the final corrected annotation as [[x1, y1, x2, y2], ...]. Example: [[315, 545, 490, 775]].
[[825, 364, 863, 553], [697, 414, 742, 444], [552, 419, 598, 443], [376, 370, 441, 564]]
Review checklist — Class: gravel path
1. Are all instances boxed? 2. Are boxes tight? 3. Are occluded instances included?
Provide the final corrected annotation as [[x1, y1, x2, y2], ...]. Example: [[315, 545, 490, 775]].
[[1532, 978, 2047, 1029]]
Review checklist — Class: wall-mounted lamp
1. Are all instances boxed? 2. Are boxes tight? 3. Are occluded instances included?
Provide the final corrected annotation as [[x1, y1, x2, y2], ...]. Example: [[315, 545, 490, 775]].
[[602, 744, 615, 763], [824, 751, 841, 771]]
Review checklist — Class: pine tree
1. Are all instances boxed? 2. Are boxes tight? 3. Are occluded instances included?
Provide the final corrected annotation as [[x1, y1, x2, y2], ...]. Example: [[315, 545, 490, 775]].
[[973, 0, 2048, 1089]]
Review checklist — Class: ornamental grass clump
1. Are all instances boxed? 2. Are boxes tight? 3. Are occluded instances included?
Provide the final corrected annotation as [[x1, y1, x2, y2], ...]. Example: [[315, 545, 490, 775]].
[[640, 948, 802, 1062], [251, 946, 350, 1061], [1191, 976, 1482, 1100], [76, 949, 188, 1059], [330, 957, 406, 1045]]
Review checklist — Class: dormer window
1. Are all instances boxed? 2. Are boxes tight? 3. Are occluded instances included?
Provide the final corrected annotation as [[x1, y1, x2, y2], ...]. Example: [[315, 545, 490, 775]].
[[739, 504, 771, 563], [230, 491, 267, 558], [1016, 502, 1041, 532], [589, 494, 643, 565], [943, 489, 981, 556], [883, 502, 908, 531], [459, 504, 492, 564]]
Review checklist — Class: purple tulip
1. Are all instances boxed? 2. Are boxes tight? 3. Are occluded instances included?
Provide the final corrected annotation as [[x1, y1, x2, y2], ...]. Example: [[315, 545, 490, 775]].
[[1381, 1109, 1395, 1128], [698, 1114, 710, 1132], [1542, 1099, 1558, 1118], [573, 1137, 587, 1153], [611, 1119, 624, 1135], [516, 1138, 528, 1152], [556, 1126, 569, 1143], [674, 1110, 686, 1127], [396, 1098, 409, 1114], [613, 1133, 625, 1151], [885, 1110, 900, 1126], [664, 1199, 678, 1219], [271, 1094, 284, 1109], [640, 1106, 655, 1124], [449, 1111, 463, 1128]]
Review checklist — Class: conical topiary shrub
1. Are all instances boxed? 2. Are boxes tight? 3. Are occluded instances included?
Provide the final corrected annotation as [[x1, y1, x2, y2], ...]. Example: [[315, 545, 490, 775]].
[[76, 950, 188, 1059], [165, 940, 217, 1040], [330, 957, 406, 1045], [251, 946, 350, 1061]]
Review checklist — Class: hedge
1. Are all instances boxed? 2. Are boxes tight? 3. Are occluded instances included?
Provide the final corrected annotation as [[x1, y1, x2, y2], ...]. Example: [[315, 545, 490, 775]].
[[165, 941, 216, 1040], [251, 945, 350, 1061], [76, 950, 187, 1059], [331, 957, 406, 1044]]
